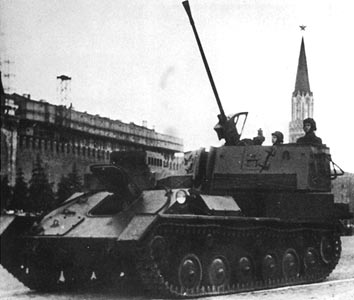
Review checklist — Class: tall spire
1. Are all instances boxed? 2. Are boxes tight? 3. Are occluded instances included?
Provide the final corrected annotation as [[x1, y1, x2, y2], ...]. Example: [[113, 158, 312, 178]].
[[293, 37, 311, 96], [289, 32, 314, 143]]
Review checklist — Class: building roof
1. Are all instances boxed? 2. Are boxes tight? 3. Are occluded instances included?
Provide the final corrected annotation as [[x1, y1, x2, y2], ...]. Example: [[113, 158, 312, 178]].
[[4, 92, 184, 153], [294, 37, 312, 96]]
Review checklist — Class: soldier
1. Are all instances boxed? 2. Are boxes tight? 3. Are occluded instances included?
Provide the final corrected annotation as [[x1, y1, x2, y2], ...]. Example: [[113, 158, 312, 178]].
[[253, 128, 265, 145], [296, 118, 322, 146], [259, 131, 283, 172], [271, 131, 284, 145]]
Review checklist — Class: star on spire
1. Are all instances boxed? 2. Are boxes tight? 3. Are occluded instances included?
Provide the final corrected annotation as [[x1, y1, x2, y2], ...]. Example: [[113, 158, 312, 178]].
[[300, 25, 306, 31]]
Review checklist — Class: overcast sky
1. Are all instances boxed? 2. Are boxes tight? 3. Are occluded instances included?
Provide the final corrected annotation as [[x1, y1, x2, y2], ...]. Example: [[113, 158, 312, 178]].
[[1, 0, 353, 172]]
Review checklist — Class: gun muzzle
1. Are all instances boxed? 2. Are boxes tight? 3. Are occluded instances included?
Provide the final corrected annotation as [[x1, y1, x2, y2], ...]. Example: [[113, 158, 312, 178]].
[[182, 1, 192, 20]]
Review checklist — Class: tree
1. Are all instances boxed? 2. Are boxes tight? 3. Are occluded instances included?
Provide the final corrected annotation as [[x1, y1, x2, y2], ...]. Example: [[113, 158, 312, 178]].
[[0, 175, 12, 211], [28, 155, 56, 212], [11, 168, 29, 210], [67, 163, 82, 191], [57, 163, 82, 203], [57, 175, 71, 203]]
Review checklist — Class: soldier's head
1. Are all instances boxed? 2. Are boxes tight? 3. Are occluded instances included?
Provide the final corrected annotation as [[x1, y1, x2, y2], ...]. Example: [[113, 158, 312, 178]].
[[303, 118, 317, 133], [272, 131, 284, 145]]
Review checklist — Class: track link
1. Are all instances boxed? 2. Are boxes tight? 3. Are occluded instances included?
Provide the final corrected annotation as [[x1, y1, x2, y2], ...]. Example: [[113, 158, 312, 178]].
[[135, 221, 341, 298], [0, 220, 341, 297]]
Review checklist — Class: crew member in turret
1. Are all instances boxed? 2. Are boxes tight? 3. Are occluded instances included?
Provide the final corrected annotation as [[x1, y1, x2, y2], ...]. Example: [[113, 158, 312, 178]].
[[272, 131, 284, 145], [253, 128, 265, 145], [296, 118, 322, 146]]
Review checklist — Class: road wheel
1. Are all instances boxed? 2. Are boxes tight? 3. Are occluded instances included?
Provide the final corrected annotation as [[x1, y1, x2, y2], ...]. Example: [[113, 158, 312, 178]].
[[207, 255, 230, 287], [178, 254, 202, 290], [282, 249, 300, 279], [236, 256, 254, 283], [320, 236, 335, 264], [304, 247, 320, 274], [262, 253, 279, 281]]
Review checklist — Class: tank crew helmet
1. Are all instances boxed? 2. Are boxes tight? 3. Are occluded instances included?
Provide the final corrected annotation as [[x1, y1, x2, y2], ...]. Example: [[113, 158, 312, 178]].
[[271, 131, 284, 143], [303, 118, 317, 131]]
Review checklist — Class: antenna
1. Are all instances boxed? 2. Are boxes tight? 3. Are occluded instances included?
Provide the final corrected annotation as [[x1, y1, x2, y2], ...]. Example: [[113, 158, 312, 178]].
[[0, 22, 16, 94], [0, 58, 15, 94], [56, 75, 72, 106]]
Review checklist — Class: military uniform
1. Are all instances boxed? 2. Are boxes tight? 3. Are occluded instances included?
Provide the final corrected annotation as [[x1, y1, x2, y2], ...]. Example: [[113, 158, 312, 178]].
[[253, 128, 265, 145], [296, 132, 322, 146], [253, 135, 265, 145], [296, 118, 323, 146]]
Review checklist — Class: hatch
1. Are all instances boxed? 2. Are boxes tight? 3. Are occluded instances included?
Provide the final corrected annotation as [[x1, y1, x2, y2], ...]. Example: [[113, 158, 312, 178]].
[[90, 164, 141, 197]]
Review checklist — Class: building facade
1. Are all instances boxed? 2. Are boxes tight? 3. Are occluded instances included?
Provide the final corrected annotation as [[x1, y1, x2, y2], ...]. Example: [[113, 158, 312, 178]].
[[1, 91, 183, 190], [332, 173, 354, 212], [289, 37, 314, 143]]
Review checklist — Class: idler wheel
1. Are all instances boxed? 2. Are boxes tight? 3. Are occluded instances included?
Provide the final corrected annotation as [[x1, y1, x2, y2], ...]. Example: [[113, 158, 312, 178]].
[[282, 249, 300, 279], [150, 235, 167, 264], [320, 236, 335, 264], [178, 254, 202, 289], [236, 256, 254, 283], [262, 253, 279, 281], [304, 247, 319, 272], [207, 256, 230, 287], [149, 235, 170, 278]]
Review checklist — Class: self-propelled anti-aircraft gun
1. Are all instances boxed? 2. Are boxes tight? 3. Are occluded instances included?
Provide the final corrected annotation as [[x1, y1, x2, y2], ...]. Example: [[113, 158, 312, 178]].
[[0, 1, 351, 298]]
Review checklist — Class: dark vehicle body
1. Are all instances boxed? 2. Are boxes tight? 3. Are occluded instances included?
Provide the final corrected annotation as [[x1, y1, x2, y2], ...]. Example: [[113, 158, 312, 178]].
[[1, 143, 350, 297], [0, 1, 351, 298]]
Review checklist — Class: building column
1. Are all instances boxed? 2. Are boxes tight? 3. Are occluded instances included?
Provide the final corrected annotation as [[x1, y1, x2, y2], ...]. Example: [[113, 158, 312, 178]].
[[1, 127, 18, 185]]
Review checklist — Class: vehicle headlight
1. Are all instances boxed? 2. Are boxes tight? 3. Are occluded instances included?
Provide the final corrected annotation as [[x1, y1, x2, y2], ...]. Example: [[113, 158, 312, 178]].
[[176, 190, 188, 204]]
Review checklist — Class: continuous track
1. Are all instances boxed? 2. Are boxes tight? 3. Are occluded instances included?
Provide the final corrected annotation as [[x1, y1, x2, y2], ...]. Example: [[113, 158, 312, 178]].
[[0, 218, 341, 298], [135, 219, 341, 298]]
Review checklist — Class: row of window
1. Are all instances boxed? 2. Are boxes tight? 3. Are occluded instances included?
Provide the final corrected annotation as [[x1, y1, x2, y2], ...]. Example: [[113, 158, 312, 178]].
[[147, 156, 180, 170], [18, 136, 110, 160]]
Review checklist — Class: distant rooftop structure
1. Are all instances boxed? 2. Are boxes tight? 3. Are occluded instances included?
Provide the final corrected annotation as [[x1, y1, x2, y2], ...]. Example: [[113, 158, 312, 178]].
[[57, 75, 72, 81], [56, 74, 72, 106]]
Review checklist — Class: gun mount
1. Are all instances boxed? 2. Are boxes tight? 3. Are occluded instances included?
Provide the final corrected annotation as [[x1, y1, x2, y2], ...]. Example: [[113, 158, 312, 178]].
[[183, 0, 248, 146]]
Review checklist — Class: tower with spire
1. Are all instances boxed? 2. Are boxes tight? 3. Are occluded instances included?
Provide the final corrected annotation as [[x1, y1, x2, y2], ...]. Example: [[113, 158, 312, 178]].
[[289, 35, 314, 143]]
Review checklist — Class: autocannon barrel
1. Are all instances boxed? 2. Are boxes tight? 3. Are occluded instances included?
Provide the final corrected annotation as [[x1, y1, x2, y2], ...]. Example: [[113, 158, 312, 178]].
[[182, 0, 226, 120]]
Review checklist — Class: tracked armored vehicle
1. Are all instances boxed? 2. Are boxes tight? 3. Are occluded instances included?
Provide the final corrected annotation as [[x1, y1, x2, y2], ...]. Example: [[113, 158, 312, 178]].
[[1, 1, 352, 298]]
